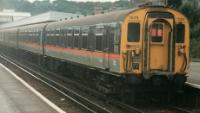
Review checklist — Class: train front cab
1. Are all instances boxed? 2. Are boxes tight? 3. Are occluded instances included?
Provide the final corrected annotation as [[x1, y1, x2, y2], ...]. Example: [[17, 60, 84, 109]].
[[121, 7, 190, 86]]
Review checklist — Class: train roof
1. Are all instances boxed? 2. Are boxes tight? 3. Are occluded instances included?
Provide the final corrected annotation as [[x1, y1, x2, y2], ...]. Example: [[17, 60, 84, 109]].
[[18, 22, 47, 30], [1, 6, 187, 31], [46, 8, 137, 28], [0, 22, 49, 31], [46, 6, 190, 29], [0, 8, 137, 31]]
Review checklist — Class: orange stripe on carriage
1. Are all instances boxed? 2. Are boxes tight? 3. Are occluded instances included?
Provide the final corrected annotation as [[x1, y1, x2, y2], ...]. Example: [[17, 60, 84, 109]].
[[21, 42, 120, 59]]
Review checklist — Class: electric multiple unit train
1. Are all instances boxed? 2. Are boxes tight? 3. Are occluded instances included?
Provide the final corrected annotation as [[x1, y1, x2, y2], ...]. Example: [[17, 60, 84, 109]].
[[0, 5, 190, 92]]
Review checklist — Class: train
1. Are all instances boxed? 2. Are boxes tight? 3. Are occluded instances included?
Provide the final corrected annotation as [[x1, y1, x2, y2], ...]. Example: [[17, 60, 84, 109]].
[[0, 5, 190, 95]]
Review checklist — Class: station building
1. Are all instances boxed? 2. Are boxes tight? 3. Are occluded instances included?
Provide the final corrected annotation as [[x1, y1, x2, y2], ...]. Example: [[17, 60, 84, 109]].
[[0, 9, 31, 25], [0, 11, 84, 29]]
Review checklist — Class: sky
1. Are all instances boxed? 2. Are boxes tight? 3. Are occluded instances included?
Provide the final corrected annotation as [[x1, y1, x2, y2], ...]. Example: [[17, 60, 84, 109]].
[[27, 0, 119, 3]]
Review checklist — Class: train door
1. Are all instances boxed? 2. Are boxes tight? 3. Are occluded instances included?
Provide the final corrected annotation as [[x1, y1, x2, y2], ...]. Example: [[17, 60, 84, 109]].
[[105, 23, 120, 71], [42, 25, 47, 56], [147, 19, 173, 72], [16, 29, 19, 49], [103, 25, 110, 69]]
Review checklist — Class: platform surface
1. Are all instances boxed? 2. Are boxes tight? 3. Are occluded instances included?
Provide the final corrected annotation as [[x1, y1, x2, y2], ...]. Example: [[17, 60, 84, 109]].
[[0, 64, 60, 113], [186, 62, 200, 89]]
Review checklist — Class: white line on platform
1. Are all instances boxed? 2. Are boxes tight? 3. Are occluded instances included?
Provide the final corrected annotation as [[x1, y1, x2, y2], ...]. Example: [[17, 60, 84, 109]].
[[0, 63, 66, 113], [186, 82, 200, 89]]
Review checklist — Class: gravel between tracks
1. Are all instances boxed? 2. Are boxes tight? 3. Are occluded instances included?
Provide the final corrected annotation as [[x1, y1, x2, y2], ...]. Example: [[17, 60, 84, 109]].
[[0, 58, 87, 113]]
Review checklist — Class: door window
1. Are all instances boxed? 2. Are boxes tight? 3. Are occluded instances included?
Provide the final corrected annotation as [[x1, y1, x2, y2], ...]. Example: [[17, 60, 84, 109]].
[[151, 23, 163, 43]]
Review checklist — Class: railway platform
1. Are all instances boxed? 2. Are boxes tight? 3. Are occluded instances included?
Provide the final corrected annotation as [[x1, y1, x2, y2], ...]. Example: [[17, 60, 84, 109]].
[[0, 63, 65, 113], [186, 62, 200, 89]]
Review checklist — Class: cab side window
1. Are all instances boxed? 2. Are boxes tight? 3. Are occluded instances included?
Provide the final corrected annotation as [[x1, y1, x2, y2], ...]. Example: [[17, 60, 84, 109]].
[[128, 23, 140, 42], [176, 23, 185, 43]]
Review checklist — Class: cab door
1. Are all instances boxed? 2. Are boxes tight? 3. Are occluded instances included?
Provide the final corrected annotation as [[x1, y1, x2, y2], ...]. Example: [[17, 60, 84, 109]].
[[147, 19, 172, 71]]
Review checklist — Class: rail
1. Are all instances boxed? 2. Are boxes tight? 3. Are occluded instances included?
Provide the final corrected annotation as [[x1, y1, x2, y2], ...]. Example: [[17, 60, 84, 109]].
[[0, 54, 155, 113], [0, 55, 112, 113], [1, 53, 199, 113], [170, 106, 194, 113]]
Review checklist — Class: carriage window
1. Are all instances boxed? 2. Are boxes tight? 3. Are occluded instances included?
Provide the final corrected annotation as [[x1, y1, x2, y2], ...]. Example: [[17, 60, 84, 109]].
[[63, 29, 67, 37], [114, 24, 121, 53], [82, 36, 88, 49], [46, 29, 50, 44], [63, 29, 68, 47], [59, 29, 65, 47], [48, 29, 52, 45], [96, 35, 102, 51], [55, 28, 60, 37], [67, 29, 73, 47], [55, 28, 60, 46], [95, 26, 104, 51], [128, 23, 140, 42], [151, 23, 163, 43], [74, 28, 80, 48], [33, 29, 40, 44], [176, 24, 185, 43], [81, 27, 89, 49], [108, 26, 115, 53]]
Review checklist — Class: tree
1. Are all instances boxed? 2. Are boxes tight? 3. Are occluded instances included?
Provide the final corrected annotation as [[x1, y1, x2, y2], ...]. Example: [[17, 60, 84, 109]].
[[168, 0, 182, 8], [31, 0, 52, 15], [179, 3, 200, 28], [15, 0, 33, 12]]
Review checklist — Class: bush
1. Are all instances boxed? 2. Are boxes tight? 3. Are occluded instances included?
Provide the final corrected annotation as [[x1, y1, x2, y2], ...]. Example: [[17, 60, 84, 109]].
[[179, 3, 200, 58], [179, 3, 200, 28], [191, 23, 200, 40], [190, 23, 200, 58], [190, 38, 200, 58]]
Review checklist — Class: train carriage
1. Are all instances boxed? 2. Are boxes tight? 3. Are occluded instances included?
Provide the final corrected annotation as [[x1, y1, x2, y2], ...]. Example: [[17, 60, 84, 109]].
[[17, 23, 46, 55], [0, 28, 18, 48], [44, 11, 124, 73]]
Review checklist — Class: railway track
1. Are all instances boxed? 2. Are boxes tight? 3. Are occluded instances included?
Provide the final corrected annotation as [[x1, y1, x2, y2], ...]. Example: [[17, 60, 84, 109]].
[[0, 54, 147, 113], [0, 54, 112, 113], [0, 54, 199, 113], [170, 106, 194, 113]]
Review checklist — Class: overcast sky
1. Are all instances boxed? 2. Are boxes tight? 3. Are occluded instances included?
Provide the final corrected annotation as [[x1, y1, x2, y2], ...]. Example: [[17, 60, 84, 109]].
[[27, 0, 119, 3]]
